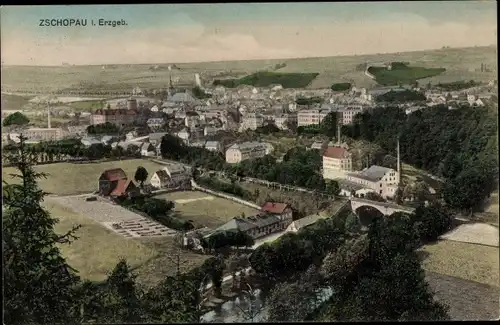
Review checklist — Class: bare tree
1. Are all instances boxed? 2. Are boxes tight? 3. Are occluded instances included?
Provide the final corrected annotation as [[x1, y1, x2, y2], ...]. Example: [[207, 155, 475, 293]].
[[235, 284, 265, 323]]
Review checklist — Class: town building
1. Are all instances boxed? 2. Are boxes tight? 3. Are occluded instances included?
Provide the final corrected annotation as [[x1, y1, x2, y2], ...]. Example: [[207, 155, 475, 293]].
[[212, 202, 293, 239], [185, 112, 201, 128], [273, 113, 298, 130], [205, 140, 223, 153], [322, 146, 353, 180], [240, 113, 265, 131], [10, 127, 66, 142], [345, 165, 399, 198], [149, 132, 167, 146], [147, 118, 165, 129], [225, 142, 267, 164], [139, 142, 156, 156], [91, 108, 139, 126], [297, 109, 332, 127]]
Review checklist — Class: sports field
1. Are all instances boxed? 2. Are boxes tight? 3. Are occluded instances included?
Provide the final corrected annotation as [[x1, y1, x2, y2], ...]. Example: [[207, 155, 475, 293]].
[[154, 191, 260, 229], [2, 159, 164, 195]]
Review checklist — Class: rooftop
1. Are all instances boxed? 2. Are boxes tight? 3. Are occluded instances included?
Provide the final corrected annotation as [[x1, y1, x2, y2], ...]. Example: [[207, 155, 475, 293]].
[[348, 165, 394, 182], [323, 146, 351, 159]]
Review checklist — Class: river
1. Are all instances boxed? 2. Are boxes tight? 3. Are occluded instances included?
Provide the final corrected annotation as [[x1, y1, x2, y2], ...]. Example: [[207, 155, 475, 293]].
[[200, 285, 334, 323]]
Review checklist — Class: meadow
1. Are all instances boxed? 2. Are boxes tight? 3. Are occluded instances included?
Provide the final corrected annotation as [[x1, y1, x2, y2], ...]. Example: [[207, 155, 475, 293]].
[[46, 200, 207, 287], [367, 65, 446, 85], [154, 191, 259, 229], [419, 239, 499, 287], [214, 71, 319, 88], [1, 46, 496, 94], [2, 159, 164, 195]]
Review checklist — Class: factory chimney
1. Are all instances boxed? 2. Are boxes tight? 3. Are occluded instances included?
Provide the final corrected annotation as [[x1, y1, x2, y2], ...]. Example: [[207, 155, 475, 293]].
[[396, 137, 401, 185], [47, 101, 52, 129], [337, 121, 341, 146]]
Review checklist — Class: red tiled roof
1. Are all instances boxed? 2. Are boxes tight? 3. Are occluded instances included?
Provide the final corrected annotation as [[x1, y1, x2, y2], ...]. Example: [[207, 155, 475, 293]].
[[323, 146, 350, 159], [261, 202, 289, 214], [110, 179, 135, 196], [101, 168, 127, 181]]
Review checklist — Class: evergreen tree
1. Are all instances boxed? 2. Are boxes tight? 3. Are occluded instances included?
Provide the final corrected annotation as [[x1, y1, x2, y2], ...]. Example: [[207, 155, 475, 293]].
[[3, 135, 82, 324]]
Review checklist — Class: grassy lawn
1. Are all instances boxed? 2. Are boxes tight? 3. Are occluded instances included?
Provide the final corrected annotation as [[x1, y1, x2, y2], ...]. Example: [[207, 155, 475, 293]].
[[3, 159, 164, 195], [154, 191, 259, 229], [46, 200, 157, 283], [418, 240, 499, 287], [45, 200, 207, 287]]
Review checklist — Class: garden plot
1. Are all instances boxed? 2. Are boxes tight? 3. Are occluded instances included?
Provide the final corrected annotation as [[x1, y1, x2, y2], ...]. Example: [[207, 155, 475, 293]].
[[102, 219, 177, 238]]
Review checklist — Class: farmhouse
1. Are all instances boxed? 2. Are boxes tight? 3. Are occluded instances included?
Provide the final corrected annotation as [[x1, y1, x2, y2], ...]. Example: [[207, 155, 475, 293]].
[[150, 170, 172, 188], [98, 168, 139, 198], [164, 164, 191, 185]]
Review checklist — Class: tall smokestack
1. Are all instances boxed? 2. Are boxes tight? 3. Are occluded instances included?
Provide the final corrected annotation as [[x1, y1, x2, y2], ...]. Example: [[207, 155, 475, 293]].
[[397, 137, 401, 185], [47, 102, 51, 129], [337, 120, 341, 146]]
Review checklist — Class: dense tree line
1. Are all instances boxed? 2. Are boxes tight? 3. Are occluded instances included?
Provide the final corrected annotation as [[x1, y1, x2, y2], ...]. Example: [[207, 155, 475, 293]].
[[262, 204, 452, 322], [3, 136, 229, 324], [375, 89, 426, 103], [342, 104, 498, 213], [330, 82, 352, 91], [87, 122, 120, 135], [191, 86, 211, 99], [203, 230, 255, 253], [160, 134, 330, 192], [295, 96, 323, 105], [436, 80, 479, 91], [2, 111, 30, 126]]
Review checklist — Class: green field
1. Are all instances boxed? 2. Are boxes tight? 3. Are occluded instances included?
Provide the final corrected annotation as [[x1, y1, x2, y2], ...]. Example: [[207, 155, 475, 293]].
[[214, 71, 319, 88], [2, 46, 496, 93], [45, 200, 208, 287], [1, 93, 31, 110], [154, 191, 259, 229], [367, 63, 446, 85], [2, 159, 164, 195]]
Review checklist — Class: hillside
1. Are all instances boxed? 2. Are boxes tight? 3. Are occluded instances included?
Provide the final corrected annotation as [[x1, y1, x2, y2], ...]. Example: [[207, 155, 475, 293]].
[[1, 46, 496, 94]]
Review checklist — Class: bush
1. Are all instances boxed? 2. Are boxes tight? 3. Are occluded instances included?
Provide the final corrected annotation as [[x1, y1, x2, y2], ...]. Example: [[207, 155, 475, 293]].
[[330, 83, 352, 91]]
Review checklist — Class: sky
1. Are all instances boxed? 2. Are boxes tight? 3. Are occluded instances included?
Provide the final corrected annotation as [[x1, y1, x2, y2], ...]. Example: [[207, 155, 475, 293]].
[[1, 2, 497, 66]]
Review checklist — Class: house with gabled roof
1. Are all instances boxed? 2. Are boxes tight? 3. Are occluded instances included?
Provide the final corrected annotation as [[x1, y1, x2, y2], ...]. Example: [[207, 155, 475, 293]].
[[98, 168, 127, 196], [150, 169, 172, 189], [109, 179, 139, 198], [211, 201, 293, 239]]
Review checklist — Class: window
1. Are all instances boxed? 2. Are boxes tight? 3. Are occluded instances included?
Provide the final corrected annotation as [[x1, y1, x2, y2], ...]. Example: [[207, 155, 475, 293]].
[[380, 183, 382, 187], [379, 190, 382, 194]]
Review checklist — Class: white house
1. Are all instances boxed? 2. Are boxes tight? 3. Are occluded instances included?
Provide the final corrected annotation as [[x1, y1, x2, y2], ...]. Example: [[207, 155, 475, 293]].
[[205, 140, 223, 153], [140, 142, 156, 157], [322, 146, 353, 180], [176, 129, 190, 143], [147, 118, 165, 129], [150, 105, 159, 112], [163, 164, 191, 186], [345, 165, 399, 199], [150, 170, 171, 188]]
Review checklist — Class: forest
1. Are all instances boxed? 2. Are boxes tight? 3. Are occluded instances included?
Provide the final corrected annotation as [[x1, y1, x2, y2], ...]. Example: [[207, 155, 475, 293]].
[[342, 104, 498, 213]]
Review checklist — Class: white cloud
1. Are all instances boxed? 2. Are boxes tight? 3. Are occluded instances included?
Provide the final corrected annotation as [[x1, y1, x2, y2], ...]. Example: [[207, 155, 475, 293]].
[[1, 17, 497, 65]]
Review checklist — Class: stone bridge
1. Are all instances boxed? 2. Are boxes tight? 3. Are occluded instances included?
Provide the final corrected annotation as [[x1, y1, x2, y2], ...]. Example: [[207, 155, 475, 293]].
[[350, 197, 415, 216]]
